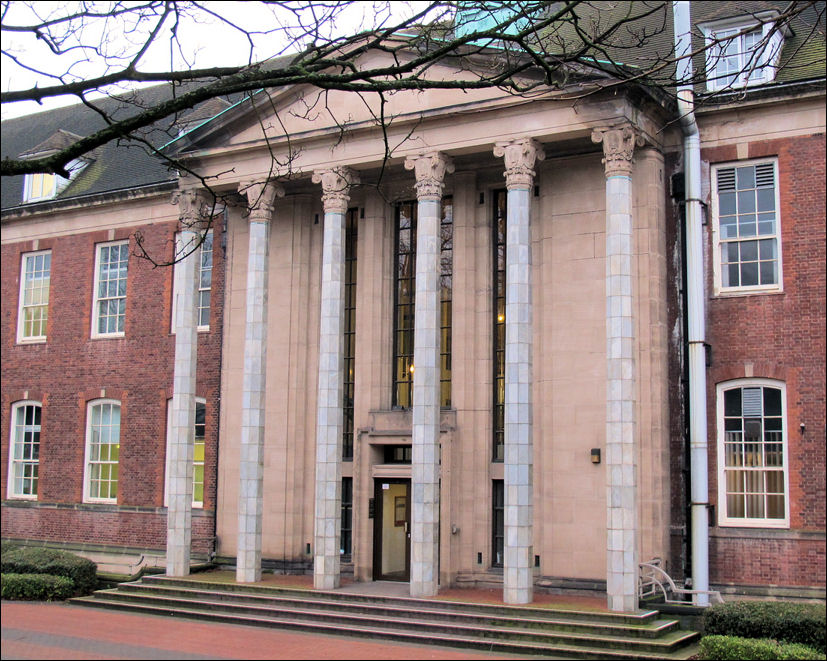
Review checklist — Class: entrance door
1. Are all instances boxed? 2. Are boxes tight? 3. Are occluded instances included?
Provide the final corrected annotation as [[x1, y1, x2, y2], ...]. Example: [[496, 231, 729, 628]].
[[373, 479, 411, 581]]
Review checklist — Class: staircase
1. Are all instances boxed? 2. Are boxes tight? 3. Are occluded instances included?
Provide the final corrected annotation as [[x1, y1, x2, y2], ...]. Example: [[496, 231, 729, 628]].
[[70, 575, 700, 659]]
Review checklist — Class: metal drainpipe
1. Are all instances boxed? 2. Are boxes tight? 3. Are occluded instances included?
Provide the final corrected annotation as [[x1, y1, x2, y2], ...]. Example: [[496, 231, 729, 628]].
[[673, 0, 710, 606]]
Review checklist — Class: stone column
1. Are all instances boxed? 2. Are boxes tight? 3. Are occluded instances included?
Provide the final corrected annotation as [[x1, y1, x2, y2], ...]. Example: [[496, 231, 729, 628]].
[[494, 138, 544, 605], [311, 167, 359, 590], [404, 152, 454, 598], [237, 180, 284, 583], [591, 125, 642, 612], [167, 188, 209, 577]]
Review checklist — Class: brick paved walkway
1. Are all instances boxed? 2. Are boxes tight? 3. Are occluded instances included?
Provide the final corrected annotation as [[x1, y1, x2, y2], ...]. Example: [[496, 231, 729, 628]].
[[1, 601, 530, 660]]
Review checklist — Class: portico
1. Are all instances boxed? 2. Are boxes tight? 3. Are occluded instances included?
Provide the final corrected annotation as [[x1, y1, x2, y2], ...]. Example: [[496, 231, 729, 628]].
[[166, 62, 672, 611]]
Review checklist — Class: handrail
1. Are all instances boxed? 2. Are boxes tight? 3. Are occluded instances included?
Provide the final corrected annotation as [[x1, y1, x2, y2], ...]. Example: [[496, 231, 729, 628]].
[[639, 559, 724, 605]]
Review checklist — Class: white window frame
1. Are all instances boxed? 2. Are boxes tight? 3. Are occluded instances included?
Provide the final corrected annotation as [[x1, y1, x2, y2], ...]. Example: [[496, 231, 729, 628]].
[[6, 401, 42, 500], [17, 250, 51, 344], [23, 173, 59, 203], [716, 378, 789, 528], [701, 14, 785, 92], [164, 397, 206, 508], [711, 158, 783, 296], [171, 230, 213, 333], [91, 240, 129, 338], [83, 399, 121, 504]]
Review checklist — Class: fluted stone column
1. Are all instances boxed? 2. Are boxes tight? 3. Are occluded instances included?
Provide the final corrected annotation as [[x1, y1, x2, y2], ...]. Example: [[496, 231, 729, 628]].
[[591, 125, 642, 612], [404, 152, 454, 598], [494, 138, 544, 605], [167, 188, 209, 577], [237, 180, 284, 583], [312, 167, 359, 590]]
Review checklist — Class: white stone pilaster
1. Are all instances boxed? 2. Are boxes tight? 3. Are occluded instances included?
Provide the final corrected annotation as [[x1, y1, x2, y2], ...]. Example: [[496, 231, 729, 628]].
[[592, 125, 642, 612], [237, 180, 284, 583], [311, 167, 359, 590], [404, 152, 454, 598], [166, 188, 208, 577], [494, 138, 544, 605]]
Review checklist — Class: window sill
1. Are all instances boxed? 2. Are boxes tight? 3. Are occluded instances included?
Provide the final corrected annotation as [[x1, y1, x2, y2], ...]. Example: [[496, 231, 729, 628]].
[[15, 338, 47, 345], [90, 333, 125, 340], [712, 288, 784, 299]]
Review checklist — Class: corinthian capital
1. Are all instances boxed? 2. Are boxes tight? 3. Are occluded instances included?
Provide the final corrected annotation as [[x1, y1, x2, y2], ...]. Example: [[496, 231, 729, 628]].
[[312, 167, 360, 214], [404, 152, 454, 200], [171, 188, 211, 230], [591, 126, 644, 177], [240, 180, 285, 223], [493, 138, 545, 190]]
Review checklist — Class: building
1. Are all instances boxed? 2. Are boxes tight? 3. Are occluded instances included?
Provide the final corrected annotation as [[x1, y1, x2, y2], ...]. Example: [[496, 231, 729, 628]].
[[2, 2, 824, 609]]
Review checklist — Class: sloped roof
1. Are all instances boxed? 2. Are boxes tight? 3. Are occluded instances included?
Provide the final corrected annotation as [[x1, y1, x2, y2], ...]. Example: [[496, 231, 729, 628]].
[[1, 84, 237, 210]]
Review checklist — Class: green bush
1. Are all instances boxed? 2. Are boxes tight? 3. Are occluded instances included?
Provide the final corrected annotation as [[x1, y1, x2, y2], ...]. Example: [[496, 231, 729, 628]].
[[704, 601, 826, 653], [1, 573, 76, 601], [1, 546, 98, 595], [700, 635, 825, 660]]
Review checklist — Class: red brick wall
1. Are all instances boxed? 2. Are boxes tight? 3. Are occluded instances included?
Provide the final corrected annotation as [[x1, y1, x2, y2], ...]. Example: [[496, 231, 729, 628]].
[[1, 213, 224, 552], [703, 134, 826, 587]]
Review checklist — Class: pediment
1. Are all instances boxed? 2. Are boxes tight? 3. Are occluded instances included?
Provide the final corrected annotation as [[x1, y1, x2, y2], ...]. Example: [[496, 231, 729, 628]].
[[171, 48, 537, 157]]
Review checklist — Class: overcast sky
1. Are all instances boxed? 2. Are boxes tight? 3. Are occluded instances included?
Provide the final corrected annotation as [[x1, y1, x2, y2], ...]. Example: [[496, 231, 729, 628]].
[[1, 1, 434, 119]]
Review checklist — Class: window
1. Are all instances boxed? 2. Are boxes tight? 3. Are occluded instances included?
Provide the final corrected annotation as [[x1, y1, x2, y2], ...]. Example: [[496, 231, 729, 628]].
[[197, 231, 213, 329], [22, 159, 87, 203], [343, 209, 357, 460], [717, 380, 788, 527], [7, 402, 41, 499], [23, 173, 57, 203], [493, 190, 507, 461], [492, 480, 504, 566], [172, 231, 213, 332], [164, 398, 206, 508], [712, 160, 781, 294], [702, 16, 784, 91], [17, 250, 51, 342], [92, 241, 129, 337], [392, 198, 453, 408], [84, 400, 120, 503], [340, 477, 353, 556]]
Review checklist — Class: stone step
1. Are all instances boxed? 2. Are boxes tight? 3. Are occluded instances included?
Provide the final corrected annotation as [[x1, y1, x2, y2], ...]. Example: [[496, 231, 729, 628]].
[[70, 578, 700, 660], [114, 581, 681, 639], [140, 575, 661, 625]]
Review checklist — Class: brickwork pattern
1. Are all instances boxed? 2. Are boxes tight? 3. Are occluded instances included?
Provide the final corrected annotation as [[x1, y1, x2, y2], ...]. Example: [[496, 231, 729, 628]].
[[1, 217, 224, 553], [701, 134, 826, 587]]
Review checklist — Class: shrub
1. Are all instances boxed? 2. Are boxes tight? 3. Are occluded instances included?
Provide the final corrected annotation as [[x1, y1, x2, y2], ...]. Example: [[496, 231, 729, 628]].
[[704, 601, 826, 653], [1, 546, 98, 595], [700, 635, 825, 660], [1, 573, 75, 601]]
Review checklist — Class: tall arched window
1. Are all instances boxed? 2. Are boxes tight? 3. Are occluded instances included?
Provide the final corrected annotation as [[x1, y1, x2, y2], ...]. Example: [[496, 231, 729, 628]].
[[7, 401, 41, 499], [717, 379, 788, 527], [84, 399, 121, 503]]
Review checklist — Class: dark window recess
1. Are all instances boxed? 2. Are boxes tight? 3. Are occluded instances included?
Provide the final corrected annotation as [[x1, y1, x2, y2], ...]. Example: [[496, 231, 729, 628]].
[[492, 480, 504, 567], [342, 208, 357, 461], [340, 477, 353, 555], [383, 445, 413, 464], [493, 190, 507, 462]]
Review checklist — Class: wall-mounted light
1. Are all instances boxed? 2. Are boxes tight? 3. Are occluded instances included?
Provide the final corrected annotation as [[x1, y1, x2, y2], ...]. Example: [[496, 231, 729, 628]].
[[590, 448, 601, 464], [409, 364, 415, 374]]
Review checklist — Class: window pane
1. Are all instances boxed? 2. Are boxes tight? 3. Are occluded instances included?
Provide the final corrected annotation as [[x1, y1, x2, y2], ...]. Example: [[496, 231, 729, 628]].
[[740, 261, 758, 286]]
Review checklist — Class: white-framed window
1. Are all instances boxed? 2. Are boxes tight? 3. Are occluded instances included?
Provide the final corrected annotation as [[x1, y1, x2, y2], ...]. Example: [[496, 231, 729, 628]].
[[22, 160, 87, 204], [17, 250, 51, 343], [23, 173, 58, 203], [92, 241, 129, 337], [701, 15, 785, 91], [171, 230, 213, 332], [717, 379, 789, 528], [83, 399, 120, 503], [164, 398, 206, 508], [7, 401, 41, 500], [712, 159, 782, 295]]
